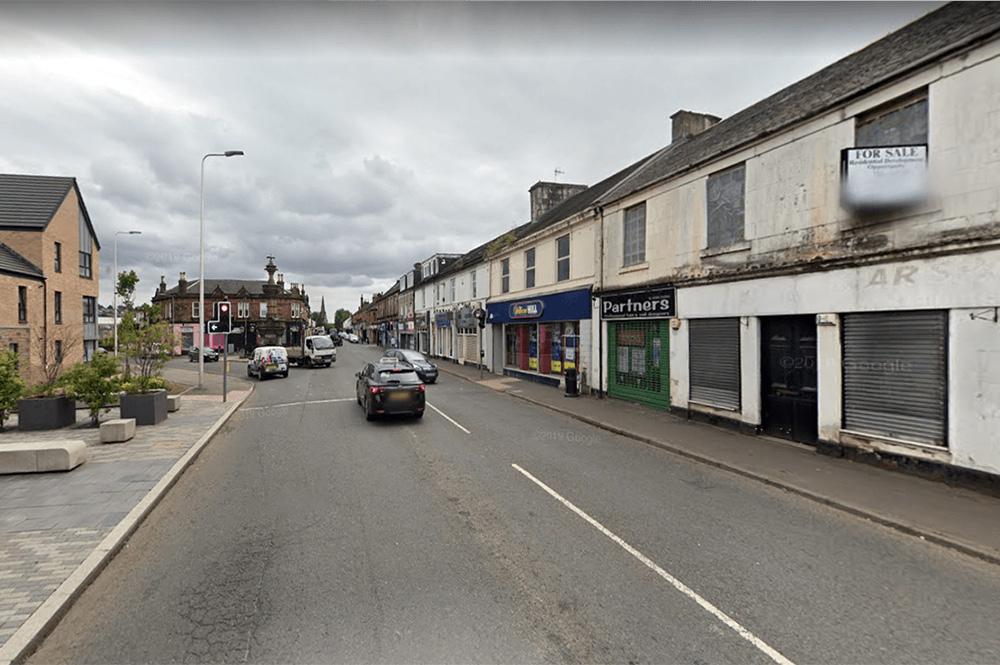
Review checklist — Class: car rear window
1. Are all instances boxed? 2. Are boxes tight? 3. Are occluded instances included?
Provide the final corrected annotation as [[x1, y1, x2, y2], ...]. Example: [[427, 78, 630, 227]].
[[377, 369, 422, 385]]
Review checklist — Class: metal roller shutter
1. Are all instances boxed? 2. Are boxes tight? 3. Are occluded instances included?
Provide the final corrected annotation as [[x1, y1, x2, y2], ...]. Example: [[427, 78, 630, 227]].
[[842, 311, 947, 446], [689, 318, 741, 411]]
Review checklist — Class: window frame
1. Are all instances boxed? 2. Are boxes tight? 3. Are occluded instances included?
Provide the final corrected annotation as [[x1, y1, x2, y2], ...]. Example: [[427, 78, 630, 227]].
[[556, 235, 570, 282], [18, 286, 27, 323], [82, 296, 96, 324], [54, 291, 62, 324], [855, 90, 928, 148], [54, 242, 62, 273], [623, 203, 646, 267], [706, 163, 746, 249], [501, 258, 510, 294], [525, 248, 536, 289]]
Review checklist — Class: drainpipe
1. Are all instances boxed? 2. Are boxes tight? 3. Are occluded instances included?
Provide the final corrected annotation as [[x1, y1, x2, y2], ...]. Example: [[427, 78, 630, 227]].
[[596, 204, 605, 398]]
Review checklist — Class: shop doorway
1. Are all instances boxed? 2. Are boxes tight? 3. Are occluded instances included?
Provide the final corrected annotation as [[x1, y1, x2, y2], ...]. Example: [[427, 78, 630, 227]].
[[761, 315, 817, 444]]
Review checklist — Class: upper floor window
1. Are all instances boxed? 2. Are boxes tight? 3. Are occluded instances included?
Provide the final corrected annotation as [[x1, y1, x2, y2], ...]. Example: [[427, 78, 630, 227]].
[[54, 291, 62, 324], [237, 301, 249, 318], [54, 340, 63, 364], [260, 302, 268, 318], [556, 235, 570, 282], [471, 271, 477, 299], [192, 302, 200, 319], [501, 258, 510, 294], [525, 248, 536, 288], [82, 296, 96, 323], [624, 203, 646, 267], [450, 278, 456, 302], [54, 242, 62, 273], [706, 163, 746, 248], [79, 211, 93, 278], [856, 91, 928, 147], [18, 286, 27, 322]]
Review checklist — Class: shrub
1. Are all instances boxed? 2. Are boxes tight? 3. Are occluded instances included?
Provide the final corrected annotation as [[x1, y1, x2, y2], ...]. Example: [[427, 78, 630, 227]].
[[0, 349, 26, 431], [60, 352, 122, 427]]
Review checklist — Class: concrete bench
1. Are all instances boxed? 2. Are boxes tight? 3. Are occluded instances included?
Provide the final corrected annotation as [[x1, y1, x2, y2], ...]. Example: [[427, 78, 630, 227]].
[[0, 440, 87, 474], [167, 395, 181, 412], [100, 418, 136, 444]]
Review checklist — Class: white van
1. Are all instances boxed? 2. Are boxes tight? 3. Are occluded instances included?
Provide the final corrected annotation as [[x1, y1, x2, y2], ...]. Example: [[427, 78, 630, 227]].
[[247, 346, 289, 380]]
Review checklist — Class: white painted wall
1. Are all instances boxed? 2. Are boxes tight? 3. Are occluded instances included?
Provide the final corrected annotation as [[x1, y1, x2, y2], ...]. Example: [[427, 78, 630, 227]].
[[949, 308, 1000, 475]]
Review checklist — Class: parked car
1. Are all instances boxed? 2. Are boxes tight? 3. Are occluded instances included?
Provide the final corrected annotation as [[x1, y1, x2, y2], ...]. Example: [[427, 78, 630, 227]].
[[188, 346, 219, 362], [348, 333, 360, 343], [331, 333, 343, 347], [382, 348, 438, 384], [247, 346, 289, 380], [355, 357, 425, 421]]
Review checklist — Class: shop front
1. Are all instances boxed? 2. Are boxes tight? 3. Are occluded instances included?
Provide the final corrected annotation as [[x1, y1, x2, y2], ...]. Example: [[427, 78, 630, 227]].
[[601, 285, 675, 410], [487, 288, 591, 389]]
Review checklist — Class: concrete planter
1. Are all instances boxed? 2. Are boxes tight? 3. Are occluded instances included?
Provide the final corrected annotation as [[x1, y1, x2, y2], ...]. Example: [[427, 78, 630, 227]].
[[17, 396, 76, 431], [119, 389, 168, 426]]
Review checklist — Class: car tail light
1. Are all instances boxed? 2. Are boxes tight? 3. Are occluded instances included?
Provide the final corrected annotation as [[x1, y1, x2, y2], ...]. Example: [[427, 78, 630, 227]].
[[417, 385, 425, 392], [369, 386, 382, 395]]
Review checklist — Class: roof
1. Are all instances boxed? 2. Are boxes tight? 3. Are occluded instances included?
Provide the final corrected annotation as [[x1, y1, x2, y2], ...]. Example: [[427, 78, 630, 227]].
[[0, 174, 101, 250], [599, 1, 1000, 205], [0, 241, 44, 280], [156, 279, 296, 297]]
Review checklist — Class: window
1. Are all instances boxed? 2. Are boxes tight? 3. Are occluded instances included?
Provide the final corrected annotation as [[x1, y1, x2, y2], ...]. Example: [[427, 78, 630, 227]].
[[192, 302, 200, 319], [260, 302, 268, 318], [556, 235, 570, 282], [450, 278, 456, 302], [624, 203, 646, 267], [54, 340, 63, 364], [83, 296, 96, 323], [18, 286, 27, 322], [238, 301, 249, 318], [525, 248, 536, 288], [8, 343, 18, 364], [54, 291, 62, 324], [471, 271, 477, 299], [501, 258, 510, 293], [54, 242, 62, 272], [291, 303, 301, 318], [79, 211, 93, 278], [856, 91, 928, 147], [706, 163, 746, 248]]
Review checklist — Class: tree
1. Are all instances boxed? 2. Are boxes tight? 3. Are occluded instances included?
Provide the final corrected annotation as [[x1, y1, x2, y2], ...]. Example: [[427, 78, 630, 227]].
[[334, 308, 351, 332], [117, 270, 139, 311], [0, 349, 25, 431], [119, 303, 177, 394], [27, 323, 82, 396], [60, 351, 121, 427]]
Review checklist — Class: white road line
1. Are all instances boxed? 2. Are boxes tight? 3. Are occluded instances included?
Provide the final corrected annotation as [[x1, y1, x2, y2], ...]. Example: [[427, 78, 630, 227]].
[[426, 402, 471, 434], [511, 463, 797, 665], [242, 398, 354, 412]]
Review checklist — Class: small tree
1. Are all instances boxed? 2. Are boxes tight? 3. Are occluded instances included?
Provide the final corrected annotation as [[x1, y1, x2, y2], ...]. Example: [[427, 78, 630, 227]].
[[0, 349, 26, 431], [26, 325, 82, 397], [60, 351, 121, 427], [119, 303, 177, 394], [117, 270, 139, 376]]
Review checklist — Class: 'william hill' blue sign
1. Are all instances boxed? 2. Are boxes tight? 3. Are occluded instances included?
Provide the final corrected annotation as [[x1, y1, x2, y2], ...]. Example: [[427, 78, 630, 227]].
[[509, 300, 544, 319]]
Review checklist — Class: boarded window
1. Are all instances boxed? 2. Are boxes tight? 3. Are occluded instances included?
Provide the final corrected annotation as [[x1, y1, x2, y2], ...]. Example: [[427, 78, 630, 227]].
[[856, 92, 928, 147], [706, 164, 745, 248]]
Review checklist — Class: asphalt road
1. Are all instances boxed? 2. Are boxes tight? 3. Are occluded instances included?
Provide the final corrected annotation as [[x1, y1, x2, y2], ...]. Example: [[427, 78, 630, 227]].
[[26, 345, 1000, 664]]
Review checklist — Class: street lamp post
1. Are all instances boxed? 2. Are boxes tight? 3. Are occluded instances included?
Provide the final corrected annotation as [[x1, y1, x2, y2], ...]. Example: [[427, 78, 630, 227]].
[[199, 150, 244, 390], [113, 230, 142, 357]]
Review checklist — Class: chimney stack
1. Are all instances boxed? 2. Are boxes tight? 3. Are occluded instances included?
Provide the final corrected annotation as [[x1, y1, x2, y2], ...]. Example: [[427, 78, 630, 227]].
[[670, 110, 721, 143], [529, 181, 587, 222], [178, 272, 188, 295]]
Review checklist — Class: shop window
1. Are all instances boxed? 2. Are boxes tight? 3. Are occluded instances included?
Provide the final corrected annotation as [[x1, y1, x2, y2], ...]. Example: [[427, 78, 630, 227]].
[[501, 258, 510, 294], [856, 90, 928, 147], [556, 235, 570, 282], [525, 248, 535, 288], [706, 163, 745, 248], [624, 203, 646, 267]]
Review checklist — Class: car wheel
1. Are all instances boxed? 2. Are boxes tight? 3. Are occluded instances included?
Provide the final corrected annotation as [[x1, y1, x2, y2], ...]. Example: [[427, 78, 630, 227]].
[[415, 411, 424, 419], [364, 396, 375, 421], [247, 367, 252, 377], [325, 361, 331, 367], [282, 371, 289, 378]]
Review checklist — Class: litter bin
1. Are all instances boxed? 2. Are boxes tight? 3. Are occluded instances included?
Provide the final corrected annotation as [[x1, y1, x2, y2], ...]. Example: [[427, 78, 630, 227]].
[[564, 368, 579, 398]]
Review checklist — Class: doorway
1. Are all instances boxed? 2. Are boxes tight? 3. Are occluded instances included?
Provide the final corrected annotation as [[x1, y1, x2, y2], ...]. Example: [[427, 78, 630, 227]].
[[761, 316, 817, 444]]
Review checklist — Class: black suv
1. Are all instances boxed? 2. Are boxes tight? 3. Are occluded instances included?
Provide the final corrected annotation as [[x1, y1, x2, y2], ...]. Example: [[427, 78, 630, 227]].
[[355, 358, 425, 421]]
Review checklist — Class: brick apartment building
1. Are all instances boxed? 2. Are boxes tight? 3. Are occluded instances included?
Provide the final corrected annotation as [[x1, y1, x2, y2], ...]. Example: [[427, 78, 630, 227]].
[[151, 257, 311, 356], [0, 174, 101, 385]]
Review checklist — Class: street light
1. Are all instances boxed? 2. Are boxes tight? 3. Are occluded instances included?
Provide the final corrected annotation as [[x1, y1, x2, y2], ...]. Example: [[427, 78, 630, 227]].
[[113, 230, 142, 357], [199, 150, 244, 390]]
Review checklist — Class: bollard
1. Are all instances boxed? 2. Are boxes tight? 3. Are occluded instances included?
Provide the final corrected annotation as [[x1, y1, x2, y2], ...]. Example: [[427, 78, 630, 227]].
[[564, 368, 579, 398]]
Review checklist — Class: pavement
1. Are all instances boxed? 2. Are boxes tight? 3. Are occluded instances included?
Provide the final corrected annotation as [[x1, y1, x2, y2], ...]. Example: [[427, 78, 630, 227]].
[[1, 355, 999, 664]]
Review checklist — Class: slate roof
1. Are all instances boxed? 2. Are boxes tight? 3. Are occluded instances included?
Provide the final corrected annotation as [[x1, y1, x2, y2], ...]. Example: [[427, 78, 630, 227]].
[[0, 174, 101, 250], [157, 279, 289, 297], [599, 1, 1000, 205], [0, 241, 44, 280]]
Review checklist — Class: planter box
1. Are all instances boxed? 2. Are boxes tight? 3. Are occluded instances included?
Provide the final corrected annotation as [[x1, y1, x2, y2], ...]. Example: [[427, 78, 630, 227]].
[[119, 389, 168, 426], [17, 396, 76, 431]]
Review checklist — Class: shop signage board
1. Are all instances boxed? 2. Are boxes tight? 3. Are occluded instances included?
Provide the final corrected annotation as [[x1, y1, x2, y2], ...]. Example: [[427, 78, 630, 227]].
[[601, 286, 676, 320], [510, 300, 544, 319], [487, 288, 592, 325]]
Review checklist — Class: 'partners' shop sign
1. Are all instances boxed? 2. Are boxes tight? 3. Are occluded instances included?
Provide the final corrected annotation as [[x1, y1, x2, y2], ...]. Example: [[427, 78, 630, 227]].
[[601, 286, 676, 320]]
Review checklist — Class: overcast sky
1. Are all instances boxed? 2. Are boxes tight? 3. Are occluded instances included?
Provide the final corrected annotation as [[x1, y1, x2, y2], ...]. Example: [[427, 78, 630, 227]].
[[0, 1, 943, 317]]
